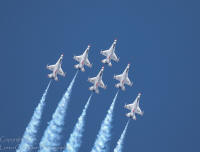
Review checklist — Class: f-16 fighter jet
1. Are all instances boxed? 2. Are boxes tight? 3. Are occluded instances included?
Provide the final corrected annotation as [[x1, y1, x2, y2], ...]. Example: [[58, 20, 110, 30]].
[[100, 39, 119, 66], [124, 93, 144, 120], [114, 63, 133, 91], [46, 54, 66, 81], [88, 67, 106, 94], [73, 45, 92, 72]]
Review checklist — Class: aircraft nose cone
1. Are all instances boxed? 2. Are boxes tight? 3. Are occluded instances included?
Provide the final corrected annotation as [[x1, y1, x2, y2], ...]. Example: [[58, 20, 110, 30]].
[[138, 93, 142, 96]]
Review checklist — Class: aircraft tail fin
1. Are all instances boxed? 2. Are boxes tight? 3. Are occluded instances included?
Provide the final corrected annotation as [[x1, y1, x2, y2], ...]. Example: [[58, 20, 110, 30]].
[[132, 114, 136, 120]]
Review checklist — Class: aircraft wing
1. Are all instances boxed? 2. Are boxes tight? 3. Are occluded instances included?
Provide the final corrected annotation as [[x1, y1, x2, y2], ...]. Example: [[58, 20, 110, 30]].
[[74, 55, 82, 62], [88, 77, 97, 84], [58, 67, 65, 76], [85, 58, 92, 67], [100, 50, 110, 57], [125, 104, 134, 110], [125, 77, 132, 86], [99, 80, 106, 89], [110, 52, 119, 62], [136, 106, 143, 115], [47, 64, 55, 71], [114, 74, 123, 81]]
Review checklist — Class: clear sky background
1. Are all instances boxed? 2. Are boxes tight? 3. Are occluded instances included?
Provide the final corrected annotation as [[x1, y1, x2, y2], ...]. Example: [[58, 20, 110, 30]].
[[0, 0, 199, 152]]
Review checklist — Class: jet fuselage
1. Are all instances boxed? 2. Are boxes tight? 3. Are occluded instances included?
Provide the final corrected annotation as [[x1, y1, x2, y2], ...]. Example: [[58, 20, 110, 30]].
[[78, 49, 89, 69]]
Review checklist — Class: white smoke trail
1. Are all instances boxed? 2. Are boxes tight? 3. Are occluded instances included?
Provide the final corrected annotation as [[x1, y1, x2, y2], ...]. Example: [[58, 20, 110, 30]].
[[113, 120, 130, 152], [91, 91, 119, 152], [16, 81, 52, 152], [64, 94, 93, 152], [39, 72, 78, 152]]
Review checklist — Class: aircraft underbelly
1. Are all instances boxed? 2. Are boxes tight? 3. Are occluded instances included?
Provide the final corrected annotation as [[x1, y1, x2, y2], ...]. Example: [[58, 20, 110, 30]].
[[81, 59, 84, 66], [54, 67, 59, 76], [121, 79, 125, 85], [95, 82, 98, 88]]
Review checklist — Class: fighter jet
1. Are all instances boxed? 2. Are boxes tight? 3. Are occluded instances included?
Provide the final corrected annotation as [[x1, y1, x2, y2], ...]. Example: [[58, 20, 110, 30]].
[[113, 63, 133, 91], [73, 45, 92, 72], [124, 93, 144, 120], [100, 39, 119, 66], [46, 54, 65, 81], [88, 67, 106, 94]]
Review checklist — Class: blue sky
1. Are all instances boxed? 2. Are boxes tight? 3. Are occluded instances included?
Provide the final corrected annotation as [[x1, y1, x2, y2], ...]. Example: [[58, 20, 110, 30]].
[[0, 0, 199, 152]]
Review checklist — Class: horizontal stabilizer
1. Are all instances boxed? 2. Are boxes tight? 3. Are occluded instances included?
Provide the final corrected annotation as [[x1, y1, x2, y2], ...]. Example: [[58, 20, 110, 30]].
[[74, 64, 80, 69], [48, 73, 53, 78], [115, 83, 125, 91], [101, 59, 107, 64]]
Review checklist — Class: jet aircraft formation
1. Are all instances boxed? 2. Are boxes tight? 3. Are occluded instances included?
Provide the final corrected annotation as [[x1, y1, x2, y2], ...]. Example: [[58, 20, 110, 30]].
[[46, 39, 144, 121], [15, 39, 144, 152]]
